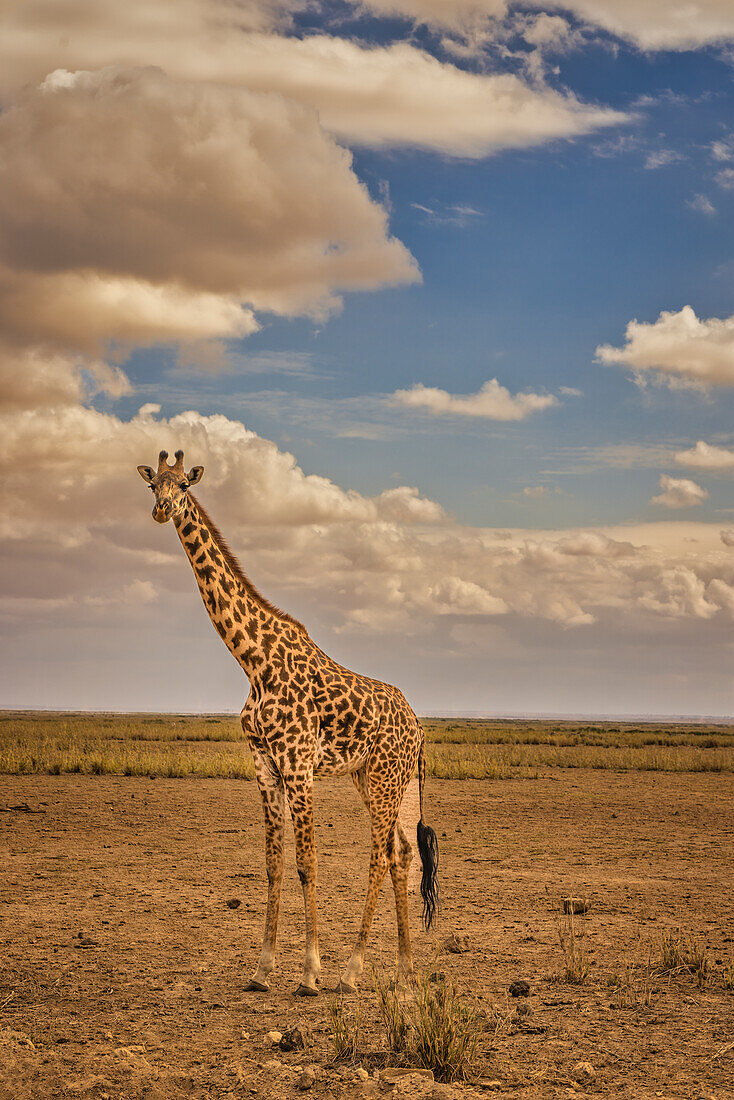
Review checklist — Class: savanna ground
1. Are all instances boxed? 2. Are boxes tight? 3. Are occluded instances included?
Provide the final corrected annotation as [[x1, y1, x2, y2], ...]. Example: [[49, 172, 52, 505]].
[[1, 714, 733, 1100]]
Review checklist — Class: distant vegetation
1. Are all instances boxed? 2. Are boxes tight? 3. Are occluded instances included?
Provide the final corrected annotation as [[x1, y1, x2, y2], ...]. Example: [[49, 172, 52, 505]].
[[1, 712, 732, 780]]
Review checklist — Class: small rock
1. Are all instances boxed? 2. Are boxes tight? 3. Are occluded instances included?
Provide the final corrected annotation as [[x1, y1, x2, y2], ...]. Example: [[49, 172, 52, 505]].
[[563, 898, 591, 915], [573, 1061, 596, 1083], [514, 1003, 533, 1017], [226, 898, 241, 909], [442, 934, 470, 954], [262, 1058, 283, 1073], [297, 1067, 316, 1090], [264, 1031, 282, 1046], [279, 1025, 311, 1052], [381, 1068, 434, 1084], [355, 1067, 370, 1081], [509, 979, 531, 997], [476, 1081, 504, 1092]]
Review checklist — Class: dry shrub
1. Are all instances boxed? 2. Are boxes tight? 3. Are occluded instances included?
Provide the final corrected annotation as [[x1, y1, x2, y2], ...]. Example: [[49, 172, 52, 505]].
[[408, 973, 479, 1082], [373, 972, 478, 1083]]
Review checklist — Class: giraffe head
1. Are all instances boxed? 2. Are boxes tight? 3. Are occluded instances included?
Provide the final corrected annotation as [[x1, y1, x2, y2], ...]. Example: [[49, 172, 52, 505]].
[[137, 450, 204, 524]]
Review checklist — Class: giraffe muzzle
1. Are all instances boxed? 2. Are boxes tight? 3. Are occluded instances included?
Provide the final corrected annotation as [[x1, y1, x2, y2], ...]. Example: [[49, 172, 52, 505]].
[[152, 502, 172, 523]]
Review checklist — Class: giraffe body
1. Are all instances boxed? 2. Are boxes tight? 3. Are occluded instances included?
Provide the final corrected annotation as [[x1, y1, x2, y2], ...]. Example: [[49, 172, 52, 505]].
[[137, 451, 438, 994]]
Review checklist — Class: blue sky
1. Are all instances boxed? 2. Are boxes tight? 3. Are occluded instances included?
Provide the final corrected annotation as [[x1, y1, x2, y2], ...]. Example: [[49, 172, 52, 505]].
[[3, 0, 734, 714], [116, 36, 734, 530]]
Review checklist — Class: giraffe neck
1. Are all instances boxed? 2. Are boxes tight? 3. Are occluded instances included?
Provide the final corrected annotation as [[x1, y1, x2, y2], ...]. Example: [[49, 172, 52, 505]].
[[173, 495, 294, 683]]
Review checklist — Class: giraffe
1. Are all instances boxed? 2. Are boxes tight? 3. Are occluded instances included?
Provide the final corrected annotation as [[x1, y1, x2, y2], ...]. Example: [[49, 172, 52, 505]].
[[137, 449, 439, 996]]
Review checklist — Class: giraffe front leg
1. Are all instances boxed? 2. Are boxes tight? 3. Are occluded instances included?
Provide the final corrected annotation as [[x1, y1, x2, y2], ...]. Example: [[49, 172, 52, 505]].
[[246, 753, 285, 993], [284, 773, 321, 996]]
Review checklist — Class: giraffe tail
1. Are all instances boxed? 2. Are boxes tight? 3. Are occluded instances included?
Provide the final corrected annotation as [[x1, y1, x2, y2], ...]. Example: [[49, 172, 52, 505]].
[[417, 732, 439, 931]]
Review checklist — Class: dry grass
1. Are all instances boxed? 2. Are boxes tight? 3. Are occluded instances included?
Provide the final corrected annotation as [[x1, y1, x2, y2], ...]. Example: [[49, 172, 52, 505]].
[[655, 927, 710, 986], [1, 712, 732, 779], [606, 964, 654, 1008], [326, 996, 360, 1063], [723, 961, 734, 990], [556, 911, 589, 984], [373, 971, 410, 1054]]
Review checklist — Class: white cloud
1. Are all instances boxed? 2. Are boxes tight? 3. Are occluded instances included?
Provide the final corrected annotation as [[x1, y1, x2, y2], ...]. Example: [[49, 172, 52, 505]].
[[0, 343, 130, 411], [687, 194, 716, 216], [596, 306, 734, 388], [522, 485, 549, 498], [543, 0, 734, 50], [716, 168, 734, 190], [355, 0, 734, 50], [650, 475, 708, 509], [675, 441, 734, 470], [0, 66, 418, 355], [1, 3, 626, 159], [392, 378, 559, 420], [644, 149, 683, 169], [720, 530, 734, 547], [0, 270, 260, 355], [711, 135, 734, 162]]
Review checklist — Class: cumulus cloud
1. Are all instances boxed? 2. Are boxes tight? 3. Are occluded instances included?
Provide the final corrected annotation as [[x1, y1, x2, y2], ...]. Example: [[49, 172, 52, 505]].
[[4, 373, 734, 643], [675, 441, 734, 470], [720, 530, 734, 547], [1, 3, 626, 158], [392, 379, 558, 421], [650, 475, 708, 509], [0, 66, 417, 354], [596, 306, 734, 388]]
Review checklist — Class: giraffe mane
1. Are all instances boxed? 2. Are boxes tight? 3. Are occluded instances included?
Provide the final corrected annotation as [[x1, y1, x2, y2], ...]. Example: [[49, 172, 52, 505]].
[[189, 493, 307, 634]]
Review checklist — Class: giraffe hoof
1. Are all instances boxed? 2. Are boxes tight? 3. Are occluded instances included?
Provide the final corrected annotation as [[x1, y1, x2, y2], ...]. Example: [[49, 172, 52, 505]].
[[293, 983, 319, 997], [244, 979, 270, 993], [333, 980, 357, 994]]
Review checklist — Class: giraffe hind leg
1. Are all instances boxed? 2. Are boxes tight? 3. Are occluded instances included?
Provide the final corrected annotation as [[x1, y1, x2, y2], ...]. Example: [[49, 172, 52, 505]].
[[390, 819, 414, 984], [336, 760, 411, 993]]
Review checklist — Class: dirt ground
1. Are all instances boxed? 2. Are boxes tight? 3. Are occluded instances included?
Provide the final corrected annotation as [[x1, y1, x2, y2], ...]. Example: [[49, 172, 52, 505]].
[[1, 770, 733, 1100]]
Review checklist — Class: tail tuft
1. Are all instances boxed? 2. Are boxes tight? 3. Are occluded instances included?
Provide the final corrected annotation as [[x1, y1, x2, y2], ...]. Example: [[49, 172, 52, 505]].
[[417, 819, 439, 931]]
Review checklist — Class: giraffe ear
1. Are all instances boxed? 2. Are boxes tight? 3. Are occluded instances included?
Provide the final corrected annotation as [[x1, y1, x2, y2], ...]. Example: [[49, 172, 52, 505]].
[[187, 466, 204, 485], [137, 465, 156, 484]]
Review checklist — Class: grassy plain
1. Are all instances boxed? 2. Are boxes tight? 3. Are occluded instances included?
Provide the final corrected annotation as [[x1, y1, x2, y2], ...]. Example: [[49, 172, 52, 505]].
[[1, 711, 733, 779]]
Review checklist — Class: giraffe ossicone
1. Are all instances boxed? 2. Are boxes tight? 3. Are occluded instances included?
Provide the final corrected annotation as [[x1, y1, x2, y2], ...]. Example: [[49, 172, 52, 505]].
[[137, 449, 439, 995]]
